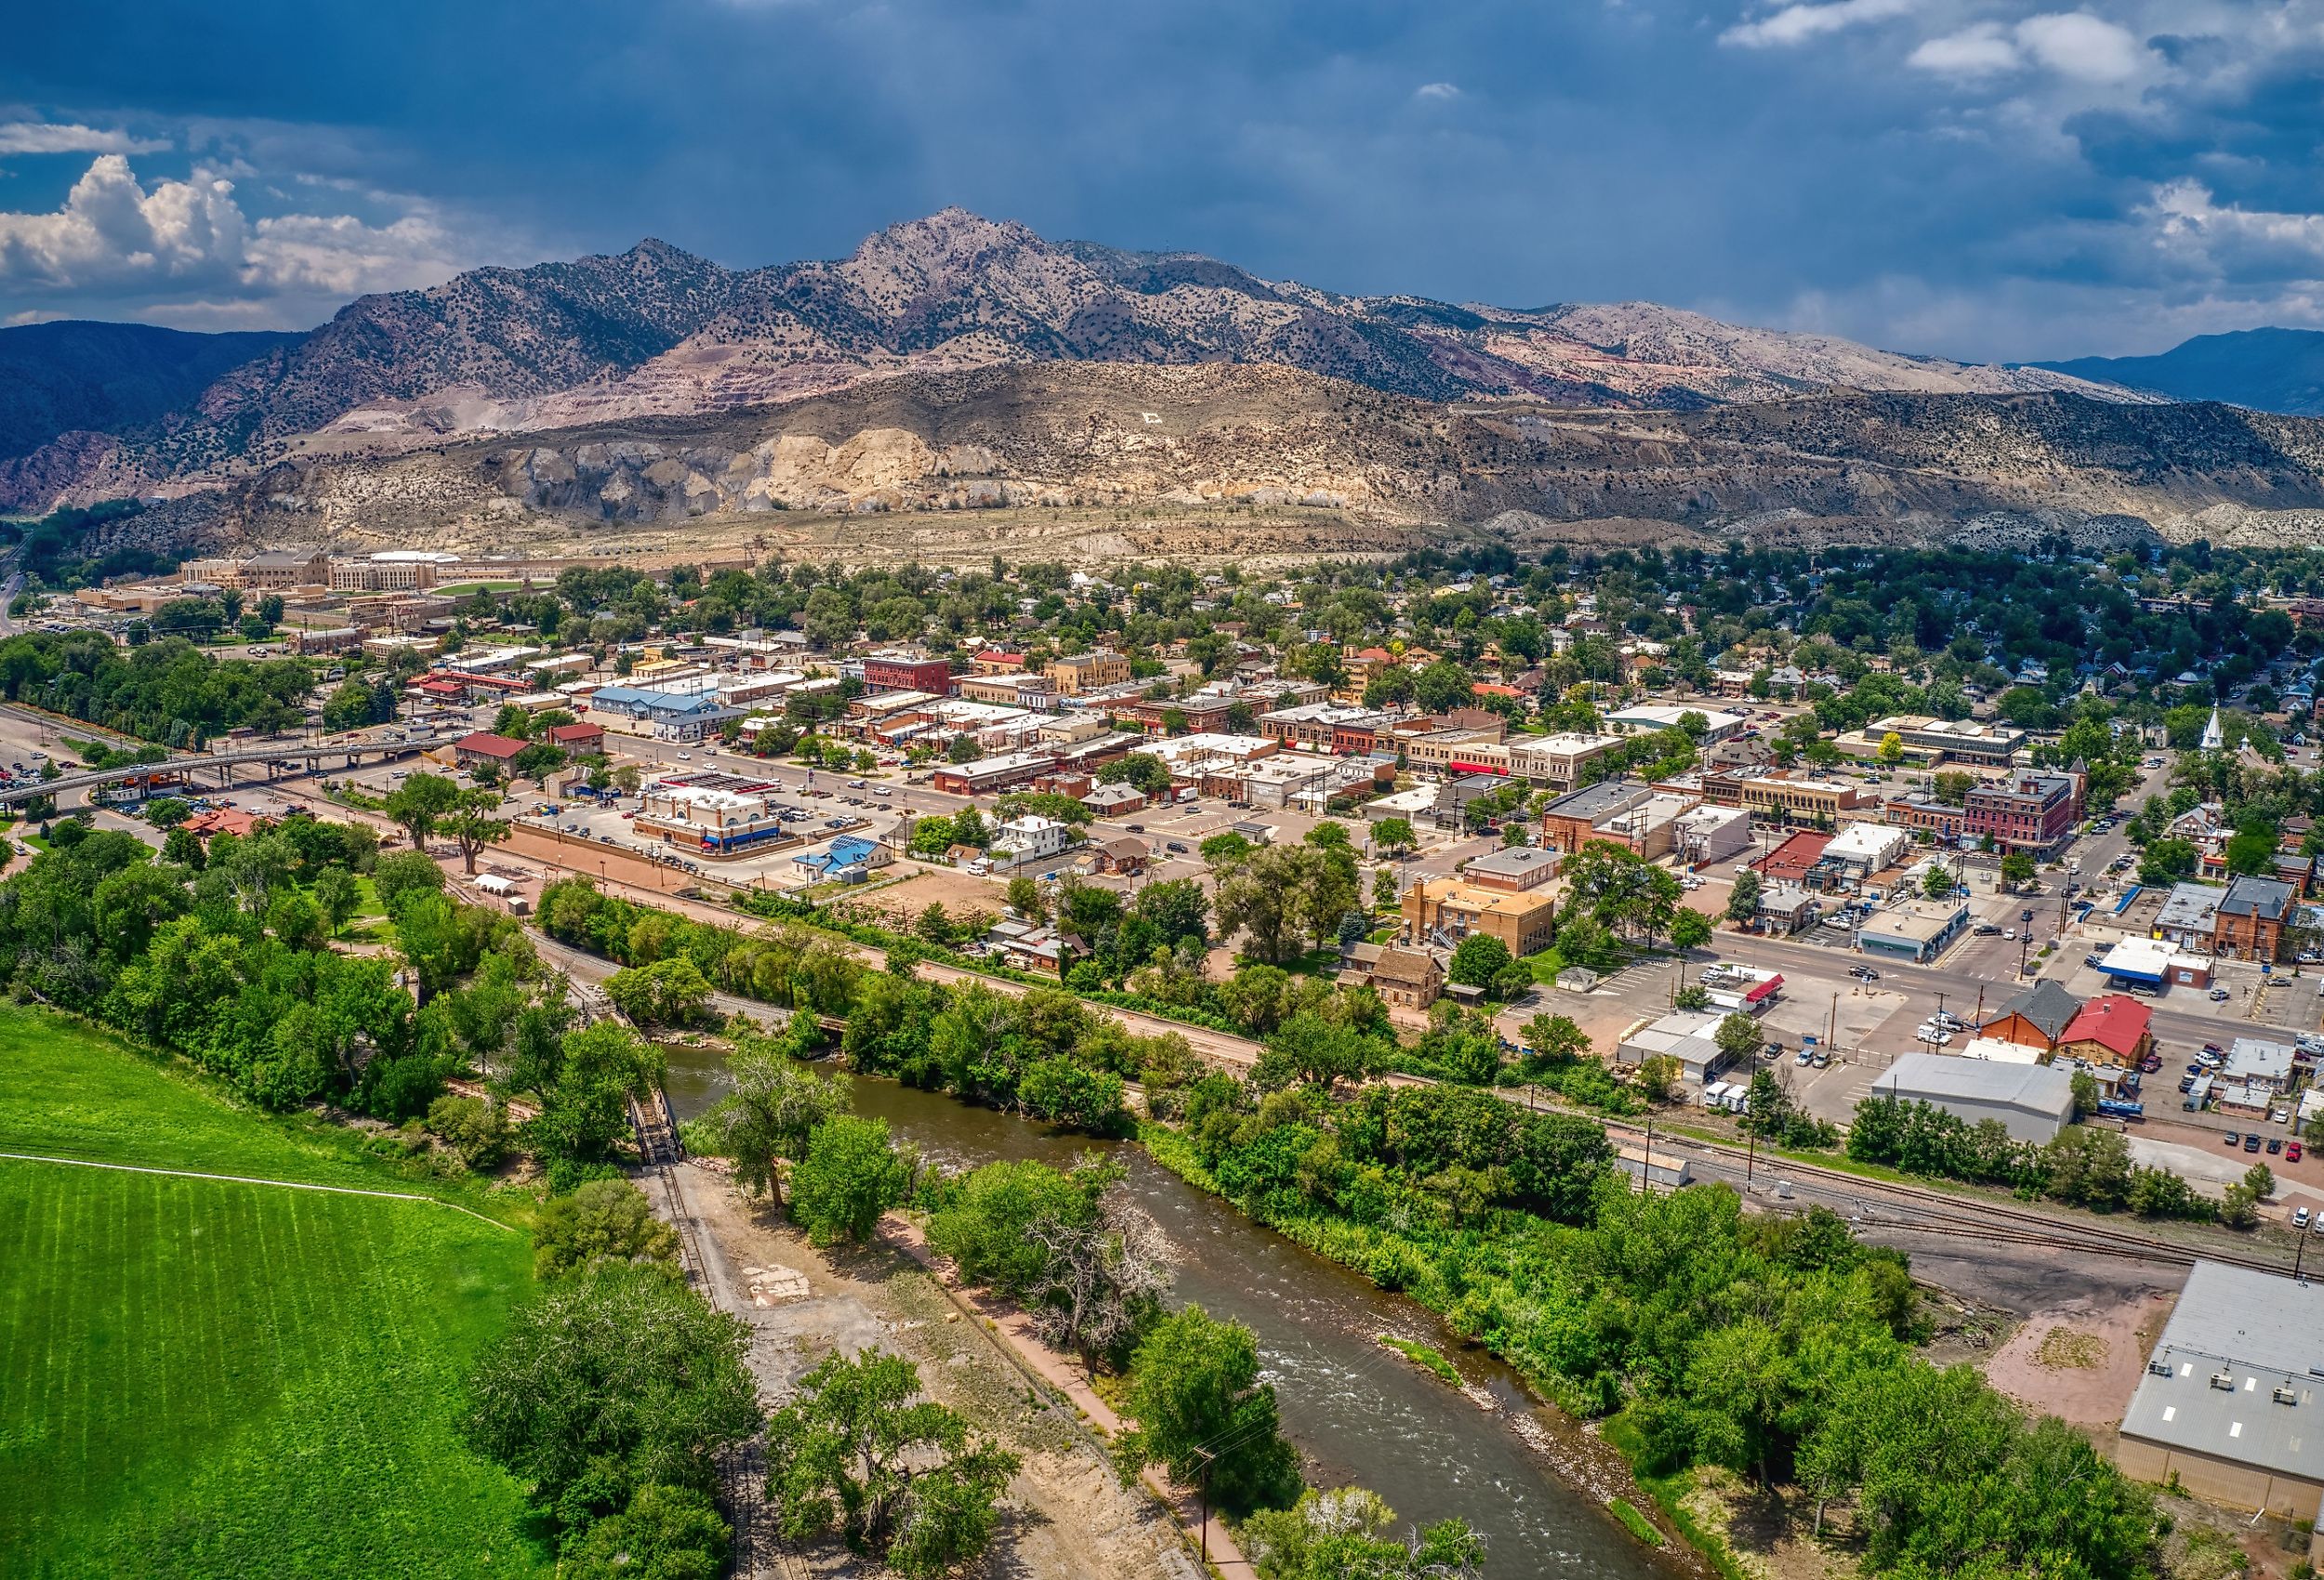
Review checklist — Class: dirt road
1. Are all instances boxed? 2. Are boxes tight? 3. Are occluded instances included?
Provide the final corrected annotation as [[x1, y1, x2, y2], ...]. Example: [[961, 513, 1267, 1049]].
[[674, 1163, 1202, 1580]]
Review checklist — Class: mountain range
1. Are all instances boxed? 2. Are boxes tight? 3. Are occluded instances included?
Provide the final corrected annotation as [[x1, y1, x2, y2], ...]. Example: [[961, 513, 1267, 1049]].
[[10, 207, 2324, 565], [0, 207, 2144, 517], [2035, 329, 2324, 418]]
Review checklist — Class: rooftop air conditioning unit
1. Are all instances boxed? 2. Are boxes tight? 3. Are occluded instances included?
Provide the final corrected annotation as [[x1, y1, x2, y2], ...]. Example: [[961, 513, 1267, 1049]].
[[2211, 1371, 2238, 1391], [2273, 1386, 2299, 1405]]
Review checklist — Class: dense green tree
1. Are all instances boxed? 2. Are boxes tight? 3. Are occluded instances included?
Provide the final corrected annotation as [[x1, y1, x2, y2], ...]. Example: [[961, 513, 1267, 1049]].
[[765, 1348, 1021, 1577], [1115, 1304, 1302, 1521], [534, 1178, 680, 1280], [385, 770, 461, 849], [562, 1484, 728, 1580], [464, 1266, 758, 1542], [789, 1115, 909, 1245], [687, 1038, 852, 1205]]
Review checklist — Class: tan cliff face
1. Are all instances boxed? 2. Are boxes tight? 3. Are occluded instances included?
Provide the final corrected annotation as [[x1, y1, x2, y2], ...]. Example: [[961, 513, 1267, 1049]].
[[109, 362, 2324, 570], [0, 207, 2152, 518]]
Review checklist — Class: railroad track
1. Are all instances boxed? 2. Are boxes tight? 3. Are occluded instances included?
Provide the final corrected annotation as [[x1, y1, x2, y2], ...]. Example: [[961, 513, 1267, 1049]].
[[1606, 1117, 2291, 1274]]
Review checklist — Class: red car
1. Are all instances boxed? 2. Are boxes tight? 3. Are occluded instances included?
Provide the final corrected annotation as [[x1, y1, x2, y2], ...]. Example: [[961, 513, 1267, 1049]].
[[2291, 1142, 2305, 1164]]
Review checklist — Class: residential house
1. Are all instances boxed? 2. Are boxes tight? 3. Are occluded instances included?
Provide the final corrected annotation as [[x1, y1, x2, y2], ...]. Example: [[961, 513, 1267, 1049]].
[[991, 816, 1072, 865], [1088, 836, 1149, 876], [2057, 994, 2156, 1071], [1980, 979, 2081, 1054], [1363, 947, 1446, 1010]]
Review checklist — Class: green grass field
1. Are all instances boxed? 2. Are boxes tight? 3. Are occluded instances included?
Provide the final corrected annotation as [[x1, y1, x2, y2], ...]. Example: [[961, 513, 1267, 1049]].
[[0, 1007, 550, 1578]]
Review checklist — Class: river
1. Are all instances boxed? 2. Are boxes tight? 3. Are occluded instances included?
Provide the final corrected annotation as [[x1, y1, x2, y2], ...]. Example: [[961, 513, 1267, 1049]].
[[664, 1046, 1680, 1579]]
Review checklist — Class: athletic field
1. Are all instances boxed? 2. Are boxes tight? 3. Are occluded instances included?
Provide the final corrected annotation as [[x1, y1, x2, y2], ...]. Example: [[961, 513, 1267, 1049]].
[[0, 1008, 550, 1578]]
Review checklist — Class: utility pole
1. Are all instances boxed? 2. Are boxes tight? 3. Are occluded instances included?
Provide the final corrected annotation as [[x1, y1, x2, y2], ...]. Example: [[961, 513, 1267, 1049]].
[[1192, 1449, 1215, 1562], [1643, 1116, 1656, 1198]]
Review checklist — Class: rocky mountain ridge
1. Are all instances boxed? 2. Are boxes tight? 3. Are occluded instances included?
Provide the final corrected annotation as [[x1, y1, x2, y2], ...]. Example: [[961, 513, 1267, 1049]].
[[123, 361, 2324, 568], [1, 208, 2143, 516]]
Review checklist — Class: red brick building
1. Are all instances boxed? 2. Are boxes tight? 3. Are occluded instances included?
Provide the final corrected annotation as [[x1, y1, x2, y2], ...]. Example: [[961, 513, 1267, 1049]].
[[546, 720, 605, 753], [2213, 875, 2297, 962], [1962, 772, 2081, 857], [862, 652, 955, 694]]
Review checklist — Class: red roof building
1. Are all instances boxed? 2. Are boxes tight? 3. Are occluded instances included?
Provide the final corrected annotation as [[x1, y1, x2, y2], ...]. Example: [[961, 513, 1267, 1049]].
[[454, 731, 529, 766], [2057, 994, 2154, 1068], [1751, 830, 1832, 885], [182, 808, 265, 839]]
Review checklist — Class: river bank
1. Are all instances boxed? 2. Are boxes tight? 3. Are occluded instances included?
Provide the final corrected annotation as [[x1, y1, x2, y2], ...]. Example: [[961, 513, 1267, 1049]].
[[671, 1156, 1204, 1580], [662, 1042, 1690, 1580]]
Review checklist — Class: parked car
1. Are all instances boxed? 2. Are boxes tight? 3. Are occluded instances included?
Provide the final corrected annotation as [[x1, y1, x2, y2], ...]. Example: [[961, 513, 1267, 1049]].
[[2209, 986, 2231, 1002], [2267, 1137, 2284, 1154], [2245, 1134, 2264, 1152], [2225, 1131, 2242, 1146], [2295, 1206, 2313, 1230], [1795, 1048, 1815, 1066], [2290, 1141, 2304, 1163]]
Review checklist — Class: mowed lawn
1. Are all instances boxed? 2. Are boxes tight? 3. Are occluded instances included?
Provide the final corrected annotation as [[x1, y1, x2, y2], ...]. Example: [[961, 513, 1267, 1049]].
[[0, 1008, 550, 1578]]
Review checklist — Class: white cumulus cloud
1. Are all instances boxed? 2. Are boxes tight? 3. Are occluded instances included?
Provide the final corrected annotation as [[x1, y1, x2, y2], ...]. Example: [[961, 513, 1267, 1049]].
[[0, 153, 482, 326], [1906, 22, 2021, 76], [0, 121, 170, 156], [1909, 10, 2152, 83], [1722, 0, 1915, 50], [2014, 12, 2146, 83], [1415, 82, 1463, 100]]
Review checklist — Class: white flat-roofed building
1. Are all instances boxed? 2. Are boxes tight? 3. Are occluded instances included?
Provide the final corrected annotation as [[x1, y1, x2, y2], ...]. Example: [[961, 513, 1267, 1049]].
[[1821, 822, 1910, 879], [1869, 1052, 2076, 1143], [2117, 1262, 2324, 1531], [2098, 936, 2214, 990], [1603, 704, 1747, 744], [635, 783, 791, 856], [1504, 732, 1625, 789], [1957, 1035, 2045, 1065], [1856, 897, 1971, 963], [1673, 804, 1752, 868]]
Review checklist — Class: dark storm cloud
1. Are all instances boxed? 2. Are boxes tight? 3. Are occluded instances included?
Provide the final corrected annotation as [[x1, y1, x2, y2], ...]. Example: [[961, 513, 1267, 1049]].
[[3, 0, 2321, 359]]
